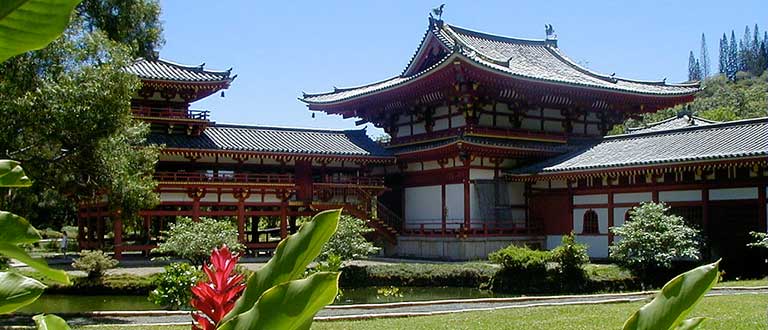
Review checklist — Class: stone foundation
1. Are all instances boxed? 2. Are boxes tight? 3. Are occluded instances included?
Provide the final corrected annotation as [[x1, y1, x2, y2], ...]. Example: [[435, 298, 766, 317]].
[[389, 235, 545, 260]]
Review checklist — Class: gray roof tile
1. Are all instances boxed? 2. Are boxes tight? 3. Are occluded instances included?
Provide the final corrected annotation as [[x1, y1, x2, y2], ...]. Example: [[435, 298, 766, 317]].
[[149, 124, 392, 158], [510, 117, 768, 175], [626, 115, 718, 134], [125, 58, 234, 82], [302, 21, 699, 104]]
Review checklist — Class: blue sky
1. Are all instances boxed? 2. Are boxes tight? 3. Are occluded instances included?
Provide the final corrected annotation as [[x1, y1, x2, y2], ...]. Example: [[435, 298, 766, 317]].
[[159, 0, 766, 136]]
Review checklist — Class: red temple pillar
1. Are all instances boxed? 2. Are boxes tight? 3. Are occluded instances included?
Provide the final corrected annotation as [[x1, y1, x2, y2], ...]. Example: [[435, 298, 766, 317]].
[[280, 203, 288, 239], [192, 197, 201, 221], [237, 199, 246, 242], [113, 211, 123, 260], [463, 157, 471, 234]]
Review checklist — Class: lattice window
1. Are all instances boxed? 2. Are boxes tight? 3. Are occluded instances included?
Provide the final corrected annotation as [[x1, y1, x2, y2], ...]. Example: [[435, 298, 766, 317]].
[[582, 210, 599, 234]]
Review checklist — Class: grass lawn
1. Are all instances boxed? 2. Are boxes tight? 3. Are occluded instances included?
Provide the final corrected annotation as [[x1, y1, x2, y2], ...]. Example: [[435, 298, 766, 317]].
[[716, 278, 768, 287], [76, 294, 766, 330]]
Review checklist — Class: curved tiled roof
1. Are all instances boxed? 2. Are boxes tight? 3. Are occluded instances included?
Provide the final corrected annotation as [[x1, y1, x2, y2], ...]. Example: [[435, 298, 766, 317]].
[[509, 117, 768, 175], [148, 124, 392, 158], [125, 58, 234, 83], [302, 20, 699, 105], [388, 135, 574, 155], [626, 115, 718, 134]]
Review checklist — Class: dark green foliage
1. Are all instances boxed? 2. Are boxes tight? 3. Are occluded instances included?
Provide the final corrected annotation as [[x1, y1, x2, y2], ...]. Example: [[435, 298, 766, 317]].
[[613, 72, 767, 135], [148, 262, 200, 310], [319, 215, 380, 261], [0, 2, 161, 231], [609, 202, 701, 285], [151, 217, 244, 265], [339, 263, 498, 288], [488, 244, 551, 273], [71, 250, 119, 279], [77, 0, 164, 59], [551, 232, 589, 282]]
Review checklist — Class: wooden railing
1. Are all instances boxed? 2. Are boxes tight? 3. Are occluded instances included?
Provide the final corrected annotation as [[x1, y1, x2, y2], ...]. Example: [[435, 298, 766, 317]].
[[375, 200, 403, 232], [154, 172, 294, 184], [317, 175, 385, 186], [154, 172, 387, 188], [132, 106, 210, 121], [401, 219, 542, 236]]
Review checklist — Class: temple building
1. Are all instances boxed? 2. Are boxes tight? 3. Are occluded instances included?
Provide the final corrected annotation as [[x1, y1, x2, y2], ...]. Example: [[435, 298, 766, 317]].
[[78, 17, 767, 276]]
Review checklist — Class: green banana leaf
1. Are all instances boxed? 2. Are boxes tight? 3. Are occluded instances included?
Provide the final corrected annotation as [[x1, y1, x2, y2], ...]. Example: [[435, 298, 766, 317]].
[[0, 160, 32, 187], [675, 317, 706, 330], [0, 243, 69, 284], [623, 261, 720, 330], [33, 314, 71, 330], [217, 272, 339, 330], [0, 211, 42, 244], [224, 209, 341, 322], [0, 0, 81, 63], [0, 211, 69, 284], [0, 271, 45, 314]]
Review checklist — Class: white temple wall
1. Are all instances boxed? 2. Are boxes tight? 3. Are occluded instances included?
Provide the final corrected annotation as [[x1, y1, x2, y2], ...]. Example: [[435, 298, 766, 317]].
[[659, 190, 702, 202], [445, 184, 464, 226], [404, 185, 442, 229], [709, 187, 758, 200]]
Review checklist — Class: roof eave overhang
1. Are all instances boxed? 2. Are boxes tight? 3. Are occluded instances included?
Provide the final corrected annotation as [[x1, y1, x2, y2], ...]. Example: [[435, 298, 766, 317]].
[[159, 147, 396, 164], [302, 53, 698, 112], [506, 155, 768, 182]]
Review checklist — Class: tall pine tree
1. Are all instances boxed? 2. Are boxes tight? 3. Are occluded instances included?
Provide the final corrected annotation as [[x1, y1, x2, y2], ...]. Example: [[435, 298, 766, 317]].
[[740, 25, 752, 72], [688, 51, 698, 81], [699, 33, 709, 80], [699, 34, 710, 78], [727, 30, 739, 79], [718, 34, 728, 75]]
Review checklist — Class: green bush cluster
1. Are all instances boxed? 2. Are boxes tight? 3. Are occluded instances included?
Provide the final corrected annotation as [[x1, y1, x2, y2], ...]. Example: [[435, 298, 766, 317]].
[[72, 250, 119, 279], [148, 262, 201, 310], [339, 262, 498, 288], [609, 202, 701, 284], [152, 217, 244, 265], [488, 244, 551, 273], [488, 234, 591, 293], [319, 215, 380, 261]]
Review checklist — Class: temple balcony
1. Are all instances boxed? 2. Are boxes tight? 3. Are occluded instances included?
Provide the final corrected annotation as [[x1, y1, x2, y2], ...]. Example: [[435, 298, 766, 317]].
[[132, 106, 211, 136], [154, 171, 295, 186]]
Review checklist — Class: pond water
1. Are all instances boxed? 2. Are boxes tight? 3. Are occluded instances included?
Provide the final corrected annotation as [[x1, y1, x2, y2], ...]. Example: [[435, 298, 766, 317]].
[[19, 287, 513, 314]]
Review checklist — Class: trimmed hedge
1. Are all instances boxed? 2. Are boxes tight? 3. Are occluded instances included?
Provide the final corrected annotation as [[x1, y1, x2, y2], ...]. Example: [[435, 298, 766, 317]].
[[339, 263, 498, 288]]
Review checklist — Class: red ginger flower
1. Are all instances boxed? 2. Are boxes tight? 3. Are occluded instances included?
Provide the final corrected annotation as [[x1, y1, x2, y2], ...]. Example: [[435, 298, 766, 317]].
[[191, 245, 246, 330]]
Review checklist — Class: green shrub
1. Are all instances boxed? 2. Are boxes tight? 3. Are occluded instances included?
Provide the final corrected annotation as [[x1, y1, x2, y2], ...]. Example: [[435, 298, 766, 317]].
[[609, 202, 701, 283], [320, 215, 380, 261], [72, 250, 119, 279], [339, 262, 498, 288], [552, 232, 589, 281], [148, 262, 201, 310], [152, 217, 244, 265], [488, 244, 551, 273]]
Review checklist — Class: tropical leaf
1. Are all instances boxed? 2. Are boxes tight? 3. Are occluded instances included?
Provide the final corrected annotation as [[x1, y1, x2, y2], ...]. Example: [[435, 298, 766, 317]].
[[217, 272, 339, 330], [0, 271, 45, 314], [0, 243, 69, 284], [623, 260, 720, 330], [0, 160, 32, 187], [33, 313, 71, 330], [675, 317, 707, 330], [224, 209, 341, 322], [0, 0, 81, 63], [0, 211, 42, 245]]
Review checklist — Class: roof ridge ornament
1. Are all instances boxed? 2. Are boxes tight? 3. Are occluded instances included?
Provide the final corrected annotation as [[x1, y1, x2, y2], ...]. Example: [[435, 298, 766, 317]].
[[429, 4, 445, 25], [545, 24, 557, 40]]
